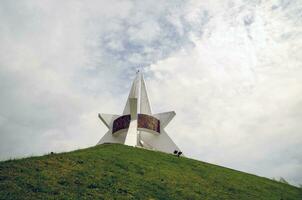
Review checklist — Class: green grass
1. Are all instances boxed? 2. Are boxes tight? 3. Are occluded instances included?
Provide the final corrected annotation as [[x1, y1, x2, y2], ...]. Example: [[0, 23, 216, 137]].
[[0, 144, 301, 200]]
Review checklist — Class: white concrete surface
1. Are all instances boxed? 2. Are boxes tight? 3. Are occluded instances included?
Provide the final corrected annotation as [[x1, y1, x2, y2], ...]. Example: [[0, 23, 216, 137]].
[[97, 71, 181, 154]]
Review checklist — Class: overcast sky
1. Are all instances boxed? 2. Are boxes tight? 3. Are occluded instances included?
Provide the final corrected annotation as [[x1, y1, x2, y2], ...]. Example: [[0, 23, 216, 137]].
[[0, 0, 301, 186]]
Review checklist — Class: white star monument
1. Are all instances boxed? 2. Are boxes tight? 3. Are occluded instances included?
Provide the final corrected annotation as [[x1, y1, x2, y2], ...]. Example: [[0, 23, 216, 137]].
[[97, 71, 181, 154]]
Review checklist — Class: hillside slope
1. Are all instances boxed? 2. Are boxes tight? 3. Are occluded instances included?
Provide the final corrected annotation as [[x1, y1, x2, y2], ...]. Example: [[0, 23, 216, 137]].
[[0, 144, 301, 200]]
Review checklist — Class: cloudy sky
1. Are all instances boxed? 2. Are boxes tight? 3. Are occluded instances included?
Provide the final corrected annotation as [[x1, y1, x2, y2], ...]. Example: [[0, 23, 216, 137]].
[[1, 0, 302, 186]]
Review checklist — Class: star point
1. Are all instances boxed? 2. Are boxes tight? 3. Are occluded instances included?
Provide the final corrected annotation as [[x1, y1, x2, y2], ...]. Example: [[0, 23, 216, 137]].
[[97, 72, 182, 154]]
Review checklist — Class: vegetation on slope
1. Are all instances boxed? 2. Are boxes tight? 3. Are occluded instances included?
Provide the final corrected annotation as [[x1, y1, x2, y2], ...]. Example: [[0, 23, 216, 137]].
[[0, 144, 301, 200]]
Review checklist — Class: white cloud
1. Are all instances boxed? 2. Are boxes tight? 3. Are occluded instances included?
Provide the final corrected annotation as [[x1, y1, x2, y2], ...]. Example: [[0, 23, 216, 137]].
[[128, 19, 161, 44]]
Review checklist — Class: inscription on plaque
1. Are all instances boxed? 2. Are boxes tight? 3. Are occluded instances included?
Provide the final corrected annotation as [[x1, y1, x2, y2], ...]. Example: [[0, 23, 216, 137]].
[[112, 114, 160, 134]]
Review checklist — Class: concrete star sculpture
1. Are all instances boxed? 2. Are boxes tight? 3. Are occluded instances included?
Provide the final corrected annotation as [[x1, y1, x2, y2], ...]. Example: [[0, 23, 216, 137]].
[[97, 71, 181, 154]]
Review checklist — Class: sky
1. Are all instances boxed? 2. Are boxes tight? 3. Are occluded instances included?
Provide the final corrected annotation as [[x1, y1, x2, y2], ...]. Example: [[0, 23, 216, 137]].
[[0, 0, 301, 186]]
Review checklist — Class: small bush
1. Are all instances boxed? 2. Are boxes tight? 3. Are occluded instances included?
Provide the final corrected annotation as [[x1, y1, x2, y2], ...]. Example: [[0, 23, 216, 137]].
[[87, 183, 98, 189], [58, 179, 69, 186], [279, 177, 288, 184]]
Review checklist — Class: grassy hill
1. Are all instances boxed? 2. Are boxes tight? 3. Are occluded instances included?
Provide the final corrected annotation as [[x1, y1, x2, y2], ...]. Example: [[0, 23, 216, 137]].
[[0, 144, 301, 200]]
